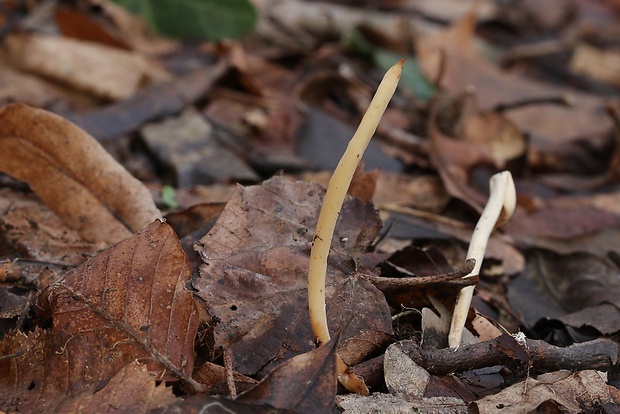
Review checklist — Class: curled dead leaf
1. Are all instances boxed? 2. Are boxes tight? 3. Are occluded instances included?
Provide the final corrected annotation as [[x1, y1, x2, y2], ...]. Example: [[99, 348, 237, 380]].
[[0, 103, 161, 245]]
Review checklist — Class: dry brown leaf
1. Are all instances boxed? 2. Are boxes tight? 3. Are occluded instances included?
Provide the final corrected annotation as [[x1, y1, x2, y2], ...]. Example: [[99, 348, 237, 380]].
[[459, 111, 527, 168], [347, 165, 379, 202], [0, 328, 85, 411], [193, 362, 258, 396], [470, 310, 504, 342], [302, 171, 450, 213], [237, 332, 339, 413], [417, 13, 611, 168], [0, 103, 162, 245], [507, 204, 620, 242], [0, 63, 97, 110], [528, 251, 620, 312], [429, 112, 495, 211], [193, 176, 392, 376], [58, 361, 178, 413], [5, 33, 169, 101], [0, 187, 102, 266], [38, 221, 199, 391], [0, 329, 177, 412], [55, 0, 179, 56]]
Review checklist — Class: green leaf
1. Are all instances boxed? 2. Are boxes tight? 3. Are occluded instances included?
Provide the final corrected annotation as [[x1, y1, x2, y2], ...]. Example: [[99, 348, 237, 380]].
[[161, 185, 179, 209], [346, 29, 436, 101], [111, 0, 257, 41]]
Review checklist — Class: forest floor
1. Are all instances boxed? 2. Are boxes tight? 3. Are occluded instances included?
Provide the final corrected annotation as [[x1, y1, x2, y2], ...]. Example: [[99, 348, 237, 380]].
[[0, 1, 619, 413]]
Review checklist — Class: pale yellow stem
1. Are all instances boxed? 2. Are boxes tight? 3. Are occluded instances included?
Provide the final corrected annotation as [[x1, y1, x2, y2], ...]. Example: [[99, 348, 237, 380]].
[[308, 59, 404, 346]]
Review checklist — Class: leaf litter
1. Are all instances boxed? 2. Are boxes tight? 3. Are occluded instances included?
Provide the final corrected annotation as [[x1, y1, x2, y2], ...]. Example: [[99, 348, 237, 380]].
[[0, 1, 620, 413], [192, 176, 392, 377]]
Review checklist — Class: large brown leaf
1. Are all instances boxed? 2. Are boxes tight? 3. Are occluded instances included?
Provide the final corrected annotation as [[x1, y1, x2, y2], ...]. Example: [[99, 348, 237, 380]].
[[37, 221, 198, 393], [0, 103, 161, 245], [0, 329, 177, 412], [193, 176, 392, 377]]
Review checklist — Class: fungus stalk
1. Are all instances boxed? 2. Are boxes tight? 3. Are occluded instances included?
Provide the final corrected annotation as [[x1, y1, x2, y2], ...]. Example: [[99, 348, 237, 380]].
[[448, 171, 516, 349], [307, 60, 403, 393], [308, 59, 403, 345]]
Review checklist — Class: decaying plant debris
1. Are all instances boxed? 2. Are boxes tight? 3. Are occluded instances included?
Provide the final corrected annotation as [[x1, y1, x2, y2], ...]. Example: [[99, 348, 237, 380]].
[[0, 1, 619, 413]]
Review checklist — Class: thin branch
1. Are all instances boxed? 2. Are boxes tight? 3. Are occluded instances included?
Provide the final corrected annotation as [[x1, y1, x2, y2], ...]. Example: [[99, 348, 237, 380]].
[[398, 334, 618, 376]]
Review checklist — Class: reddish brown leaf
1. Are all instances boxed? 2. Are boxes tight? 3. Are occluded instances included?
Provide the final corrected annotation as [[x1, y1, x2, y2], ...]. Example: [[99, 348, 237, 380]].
[[0, 103, 162, 245], [193, 362, 258, 396], [0, 329, 176, 412], [0, 187, 101, 266], [348, 164, 380, 202], [0, 328, 82, 411], [507, 204, 620, 242], [55, 7, 132, 51], [428, 109, 495, 211], [193, 176, 392, 376], [55, 2, 178, 56], [40, 221, 199, 390]]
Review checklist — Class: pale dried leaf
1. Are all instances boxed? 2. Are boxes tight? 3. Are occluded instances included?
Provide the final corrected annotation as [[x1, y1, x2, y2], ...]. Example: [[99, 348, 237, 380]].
[[570, 43, 620, 88], [59, 361, 177, 413], [473, 370, 613, 413], [337, 393, 467, 414], [6, 34, 169, 101], [383, 343, 430, 398]]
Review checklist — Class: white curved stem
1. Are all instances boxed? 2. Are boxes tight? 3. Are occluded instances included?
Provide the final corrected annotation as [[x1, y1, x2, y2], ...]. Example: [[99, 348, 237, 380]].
[[448, 171, 516, 349]]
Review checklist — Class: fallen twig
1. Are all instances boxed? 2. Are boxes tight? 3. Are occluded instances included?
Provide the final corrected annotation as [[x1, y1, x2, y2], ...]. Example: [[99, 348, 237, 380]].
[[399, 334, 619, 376]]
